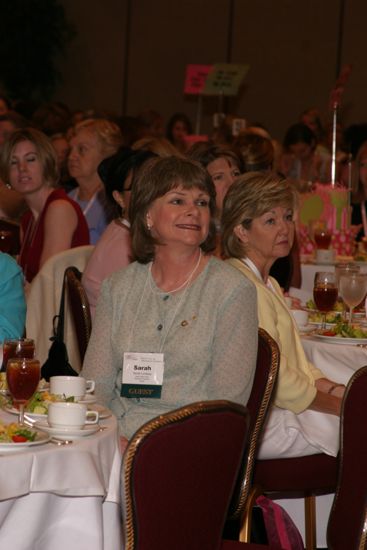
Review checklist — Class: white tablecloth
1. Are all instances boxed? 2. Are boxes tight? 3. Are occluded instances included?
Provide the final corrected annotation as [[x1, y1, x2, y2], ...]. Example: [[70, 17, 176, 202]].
[[0, 409, 123, 550], [278, 335, 367, 548]]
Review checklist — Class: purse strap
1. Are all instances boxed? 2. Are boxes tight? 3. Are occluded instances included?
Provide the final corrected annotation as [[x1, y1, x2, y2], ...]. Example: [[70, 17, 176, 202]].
[[52, 269, 68, 341]]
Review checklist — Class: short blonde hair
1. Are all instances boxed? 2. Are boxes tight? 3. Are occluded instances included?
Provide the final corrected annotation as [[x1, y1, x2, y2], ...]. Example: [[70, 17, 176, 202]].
[[132, 136, 180, 157], [222, 171, 298, 259], [71, 118, 123, 157]]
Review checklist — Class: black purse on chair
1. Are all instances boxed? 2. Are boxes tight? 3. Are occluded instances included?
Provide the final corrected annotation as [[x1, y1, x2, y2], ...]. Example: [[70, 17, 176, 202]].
[[41, 269, 79, 381]]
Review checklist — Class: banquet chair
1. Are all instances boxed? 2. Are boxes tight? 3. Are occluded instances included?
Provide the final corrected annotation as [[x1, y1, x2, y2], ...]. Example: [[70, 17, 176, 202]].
[[26, 245, 94, 370], [230, 326, 339, 549], [223, 328, 280, 543], [327, 365, 367, 550], [121, 400, 273, 550], [64, 266, 92, 365]]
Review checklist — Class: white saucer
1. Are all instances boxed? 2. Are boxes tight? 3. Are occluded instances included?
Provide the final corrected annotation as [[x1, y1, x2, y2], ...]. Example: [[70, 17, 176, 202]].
[[34, 420, 100, 440], [93, 404, 111, 419], [77, 394, 97, 404]]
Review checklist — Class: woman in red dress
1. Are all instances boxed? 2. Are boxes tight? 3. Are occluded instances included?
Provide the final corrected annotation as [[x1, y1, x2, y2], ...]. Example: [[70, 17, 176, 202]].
[[0, 128, 89, 284]]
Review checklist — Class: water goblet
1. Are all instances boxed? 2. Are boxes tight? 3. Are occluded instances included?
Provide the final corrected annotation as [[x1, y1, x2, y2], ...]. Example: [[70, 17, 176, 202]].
[[334, 263, 360, 287], [339, 273, 367, 326], [6, 358, 40, 424], [313, 272, 338, 329], [335, 264, 360, 320]]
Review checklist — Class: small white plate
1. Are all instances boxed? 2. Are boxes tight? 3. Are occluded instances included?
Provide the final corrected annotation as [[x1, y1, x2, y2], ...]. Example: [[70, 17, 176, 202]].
[[77, 394, 97, 404], [34, 420, 100, 440], [0, 431, 50, 452], [92, 404, 111, 419]]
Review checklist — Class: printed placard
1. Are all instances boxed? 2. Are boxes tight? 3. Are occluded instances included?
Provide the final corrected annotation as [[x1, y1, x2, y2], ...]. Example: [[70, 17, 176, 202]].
[[202, 63, 249, 96]]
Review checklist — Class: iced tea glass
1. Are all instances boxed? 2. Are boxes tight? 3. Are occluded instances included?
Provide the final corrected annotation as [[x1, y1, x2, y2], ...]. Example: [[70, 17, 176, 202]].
[[6, 358, 40, 424]]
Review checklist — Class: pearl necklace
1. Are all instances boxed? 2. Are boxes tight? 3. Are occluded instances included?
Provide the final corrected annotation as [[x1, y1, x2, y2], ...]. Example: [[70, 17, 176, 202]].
[[148, 249, 202, 295]]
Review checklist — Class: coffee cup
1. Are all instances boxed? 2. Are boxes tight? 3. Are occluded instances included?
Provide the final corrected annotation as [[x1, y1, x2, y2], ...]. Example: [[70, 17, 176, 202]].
[[48, 402, 99, 430], [284, 296, 293, 308], [50, 376, 95, 400], [291, 309, 309, 328], [315, 248, 335, 265]]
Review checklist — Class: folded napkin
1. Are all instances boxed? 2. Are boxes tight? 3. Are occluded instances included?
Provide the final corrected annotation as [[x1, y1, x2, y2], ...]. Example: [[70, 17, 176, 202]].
[[258, 406, 340, 459]]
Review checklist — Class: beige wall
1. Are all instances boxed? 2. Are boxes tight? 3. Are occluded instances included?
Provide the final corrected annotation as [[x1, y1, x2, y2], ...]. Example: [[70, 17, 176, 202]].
[[55, 0, 367, 142]]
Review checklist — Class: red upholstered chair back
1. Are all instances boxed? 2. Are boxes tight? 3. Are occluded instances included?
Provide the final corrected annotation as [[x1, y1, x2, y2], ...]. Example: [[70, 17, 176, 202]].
[[122, 400, 250, 550], [327, 365, 367, 550], [64, 266, 92, 364], [225, 328, 280, 528]]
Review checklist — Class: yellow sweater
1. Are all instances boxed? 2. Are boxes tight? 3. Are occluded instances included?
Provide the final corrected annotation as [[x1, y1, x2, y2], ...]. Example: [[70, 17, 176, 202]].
[[228, 258, 324, 413]]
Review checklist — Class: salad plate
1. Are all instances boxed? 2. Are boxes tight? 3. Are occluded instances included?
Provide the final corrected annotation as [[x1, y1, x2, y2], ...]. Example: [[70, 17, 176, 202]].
[[4, 406, 46, 420], [34, 420, 100, 440], [4, 403, 111, 420], [0, 431, 50, 452], [308, 321, 336, 329], [312, 334, 367, 345]]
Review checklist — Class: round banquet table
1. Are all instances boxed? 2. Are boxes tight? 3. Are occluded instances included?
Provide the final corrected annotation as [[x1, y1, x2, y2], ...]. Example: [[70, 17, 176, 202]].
[[276, 333, 367, 548], [0, 408, 123, 550]]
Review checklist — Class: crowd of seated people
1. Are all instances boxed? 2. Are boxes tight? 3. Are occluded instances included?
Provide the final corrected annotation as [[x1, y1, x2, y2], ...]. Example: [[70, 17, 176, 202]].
[[0, 93, 363, 464]]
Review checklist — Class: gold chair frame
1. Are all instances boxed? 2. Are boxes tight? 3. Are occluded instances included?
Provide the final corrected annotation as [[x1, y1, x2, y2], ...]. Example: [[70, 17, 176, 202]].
[[225, 328, 280, 542], [64, 266, 92, 365]]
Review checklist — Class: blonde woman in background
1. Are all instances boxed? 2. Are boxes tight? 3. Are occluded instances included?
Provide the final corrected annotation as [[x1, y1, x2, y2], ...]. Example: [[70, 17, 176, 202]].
[[68, 118, 123, 244], [132, 136, 180, 157]]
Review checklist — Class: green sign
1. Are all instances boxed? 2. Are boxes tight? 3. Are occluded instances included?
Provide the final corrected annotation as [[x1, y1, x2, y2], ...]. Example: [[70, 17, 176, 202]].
[[202, 63, 249, 96]]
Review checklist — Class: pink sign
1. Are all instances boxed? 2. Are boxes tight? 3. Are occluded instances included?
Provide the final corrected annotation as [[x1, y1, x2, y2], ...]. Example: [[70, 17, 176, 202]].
[[184, 134, 208, 146], [184, 65, 212, 95]]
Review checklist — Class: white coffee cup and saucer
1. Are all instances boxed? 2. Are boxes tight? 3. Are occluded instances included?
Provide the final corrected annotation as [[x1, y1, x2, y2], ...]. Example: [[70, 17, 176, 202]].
[[49, 376, 95, 403], [34, 401, 100, 440], [314, 249, 335, 265], [290, 309, 313, 333]]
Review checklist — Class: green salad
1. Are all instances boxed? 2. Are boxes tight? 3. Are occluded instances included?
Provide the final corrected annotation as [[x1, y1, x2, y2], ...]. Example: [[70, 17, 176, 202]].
[[331, 321, 367, 339], [0, 421, 37, 442], [25, 391, 75, 415], [306, 299, 344, 312]]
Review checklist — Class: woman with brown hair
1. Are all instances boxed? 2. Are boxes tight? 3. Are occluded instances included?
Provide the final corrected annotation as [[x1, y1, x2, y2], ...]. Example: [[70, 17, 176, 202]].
[[82, 155, 257, 439], [0, 127, 89, 283]]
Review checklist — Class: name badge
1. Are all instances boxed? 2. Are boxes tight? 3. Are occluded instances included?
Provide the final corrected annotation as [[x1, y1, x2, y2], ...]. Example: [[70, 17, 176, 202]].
[[121, 352, 164, 398]]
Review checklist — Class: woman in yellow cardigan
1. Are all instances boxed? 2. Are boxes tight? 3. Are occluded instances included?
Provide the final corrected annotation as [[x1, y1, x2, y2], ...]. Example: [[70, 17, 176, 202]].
[[222, 171, 344, 459]]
